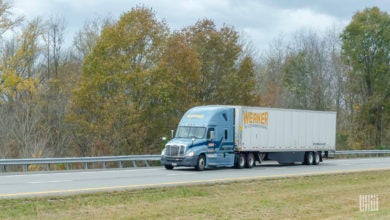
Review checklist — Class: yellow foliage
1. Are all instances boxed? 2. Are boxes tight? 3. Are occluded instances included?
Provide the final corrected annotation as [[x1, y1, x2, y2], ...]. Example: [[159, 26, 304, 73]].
[[29, 149, 44, 171], [0, 72, 38, 100]]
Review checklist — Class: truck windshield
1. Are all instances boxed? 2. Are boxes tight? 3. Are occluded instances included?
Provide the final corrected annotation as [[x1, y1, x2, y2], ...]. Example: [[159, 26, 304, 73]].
[[175, 126, 206, 139]]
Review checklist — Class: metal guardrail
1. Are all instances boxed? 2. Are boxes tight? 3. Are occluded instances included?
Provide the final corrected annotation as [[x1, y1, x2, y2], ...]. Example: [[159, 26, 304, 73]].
[[333, 150, 390, 158], [0, 155, 161, 172], [0, 150, 389, 172]]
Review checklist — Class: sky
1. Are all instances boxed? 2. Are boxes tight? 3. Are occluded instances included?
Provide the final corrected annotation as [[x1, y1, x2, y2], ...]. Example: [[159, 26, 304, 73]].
[[10, 0, 390, 54]]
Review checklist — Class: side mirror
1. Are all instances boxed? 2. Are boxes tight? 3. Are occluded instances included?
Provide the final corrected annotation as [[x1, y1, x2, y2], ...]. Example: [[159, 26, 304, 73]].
[[209, 130, 215, 140]]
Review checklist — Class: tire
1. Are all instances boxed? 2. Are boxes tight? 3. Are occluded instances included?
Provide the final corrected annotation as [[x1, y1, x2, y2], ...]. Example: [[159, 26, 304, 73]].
[[313, 152, 320, 165], [164, 164, 174, 170], [304, 152, 314, 165], [235, 154, 245, 169], [195, 155, 206, 171], [245, 153, 255, 168]]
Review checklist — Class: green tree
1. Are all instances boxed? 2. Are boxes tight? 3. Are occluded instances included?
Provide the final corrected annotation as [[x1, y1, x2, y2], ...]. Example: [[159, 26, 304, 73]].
[[182, 19, 257, 105], [283, 51, 311, 109], [341, 7, 390, 148], [68, 6, 169, 155], [281, 31, 336, 111]]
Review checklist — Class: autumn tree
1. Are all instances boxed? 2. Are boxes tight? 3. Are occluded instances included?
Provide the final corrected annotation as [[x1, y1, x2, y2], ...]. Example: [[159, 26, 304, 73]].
[[0, 0, 23, 35], [68, 6, 169, 155], [341, 7, 390, 148], [39, 16, 77, 156], [0, 19, 46, 158], [150, 33, 202, 137], [73, 17, 112, 62], [255, 37, 288, 107], [181, 19, 257, 105]]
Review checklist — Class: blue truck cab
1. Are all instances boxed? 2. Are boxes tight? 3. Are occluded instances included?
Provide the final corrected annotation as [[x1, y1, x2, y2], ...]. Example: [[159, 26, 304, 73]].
[[161, 106, 236, 170]]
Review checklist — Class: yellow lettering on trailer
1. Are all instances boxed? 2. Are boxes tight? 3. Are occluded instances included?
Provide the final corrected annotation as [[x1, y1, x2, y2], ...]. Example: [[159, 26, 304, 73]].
[[243, 111, 268, 127]]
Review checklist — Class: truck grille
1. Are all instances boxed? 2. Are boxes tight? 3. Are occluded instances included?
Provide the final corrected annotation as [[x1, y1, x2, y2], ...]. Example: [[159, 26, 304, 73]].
[[165, 145, 186, 157]]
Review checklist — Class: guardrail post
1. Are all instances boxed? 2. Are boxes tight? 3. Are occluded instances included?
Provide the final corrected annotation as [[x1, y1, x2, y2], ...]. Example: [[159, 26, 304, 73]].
[[145, 160, 150, 167], [132, 161, 137, 168], [46, 164, 50, 171], [24, 164, 28, 172], [84, 162, 88, 169], [66, 163, 70, 170], [118, 161, 122, 169], [2, 165, 6, 172], [103, 162, 106, 169]]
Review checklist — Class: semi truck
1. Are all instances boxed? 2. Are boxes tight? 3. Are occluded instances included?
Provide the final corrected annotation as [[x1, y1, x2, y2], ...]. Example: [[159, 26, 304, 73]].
[[161, 105, 336, 171]]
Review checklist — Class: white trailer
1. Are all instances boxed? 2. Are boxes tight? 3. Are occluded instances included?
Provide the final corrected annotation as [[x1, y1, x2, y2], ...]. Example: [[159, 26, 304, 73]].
[[234, 106, 336, 165]]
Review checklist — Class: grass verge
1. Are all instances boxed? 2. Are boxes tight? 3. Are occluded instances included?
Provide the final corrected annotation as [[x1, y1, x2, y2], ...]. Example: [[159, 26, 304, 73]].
[[1, 170, 389, 219]]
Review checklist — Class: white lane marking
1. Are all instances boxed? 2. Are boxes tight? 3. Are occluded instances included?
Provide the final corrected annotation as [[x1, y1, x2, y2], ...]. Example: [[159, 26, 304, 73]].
[[167, 173, 197, 176], [3, 167, 390, 198], [28, 180, 73, 184], [2, 168, 162, 178]]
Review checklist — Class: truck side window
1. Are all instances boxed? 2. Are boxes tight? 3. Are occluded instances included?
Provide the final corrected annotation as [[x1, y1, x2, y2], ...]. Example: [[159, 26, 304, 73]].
[[224, 129, 228, 140], [222, 113, 228, 121], [207, 128, 214, 139]]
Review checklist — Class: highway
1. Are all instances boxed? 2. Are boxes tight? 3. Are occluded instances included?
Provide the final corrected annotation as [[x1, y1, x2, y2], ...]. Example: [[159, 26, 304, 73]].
[[1, 158, 389, 198]]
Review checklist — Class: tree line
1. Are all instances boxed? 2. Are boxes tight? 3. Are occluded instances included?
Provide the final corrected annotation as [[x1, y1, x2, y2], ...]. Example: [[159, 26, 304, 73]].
[[0, 2, 388, 158]]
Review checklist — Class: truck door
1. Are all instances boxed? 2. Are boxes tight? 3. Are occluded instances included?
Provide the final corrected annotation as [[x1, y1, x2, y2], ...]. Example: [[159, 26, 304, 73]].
[[214, 109, 235, 166]]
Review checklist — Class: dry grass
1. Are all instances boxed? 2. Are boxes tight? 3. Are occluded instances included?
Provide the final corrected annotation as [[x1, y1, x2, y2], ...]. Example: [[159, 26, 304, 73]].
[[1, 170, 389, 219]]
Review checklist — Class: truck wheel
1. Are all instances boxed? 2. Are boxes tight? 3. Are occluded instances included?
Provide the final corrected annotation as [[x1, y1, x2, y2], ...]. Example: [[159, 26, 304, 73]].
[[245, 153, 255, 168], [164, 165, 174, 170], [195, 155, 206, 171], [235, 154, 245, 169], [313, 152, 320, 165], [304, 152, 314, 165]]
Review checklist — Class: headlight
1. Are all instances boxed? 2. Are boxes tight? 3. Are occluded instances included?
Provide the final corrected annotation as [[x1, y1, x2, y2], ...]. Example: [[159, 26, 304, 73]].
[[186, 151, 195, 157], [161, 149, 166, 156]]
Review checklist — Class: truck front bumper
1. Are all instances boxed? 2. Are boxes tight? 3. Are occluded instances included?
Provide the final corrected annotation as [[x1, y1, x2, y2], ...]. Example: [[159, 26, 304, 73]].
[[161, 155, 198, 167]]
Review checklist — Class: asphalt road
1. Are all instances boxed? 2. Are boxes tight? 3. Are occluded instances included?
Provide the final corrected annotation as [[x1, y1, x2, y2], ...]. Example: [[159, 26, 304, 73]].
[[1, 158, 390, 198]]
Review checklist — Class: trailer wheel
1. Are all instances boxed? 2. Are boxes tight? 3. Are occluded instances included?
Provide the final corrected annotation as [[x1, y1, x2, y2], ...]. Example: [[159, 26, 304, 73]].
[[313, 152, 320, 165], [235, 154, 245, 169], [245, 153, 255, 168], [164, 165, 174, 170], [195, 154, 206, 171], [304, 152, 314, 165]]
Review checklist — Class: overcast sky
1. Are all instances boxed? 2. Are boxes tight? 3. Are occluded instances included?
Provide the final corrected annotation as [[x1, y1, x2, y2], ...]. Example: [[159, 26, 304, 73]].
[[10, 0, 390, 54]]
